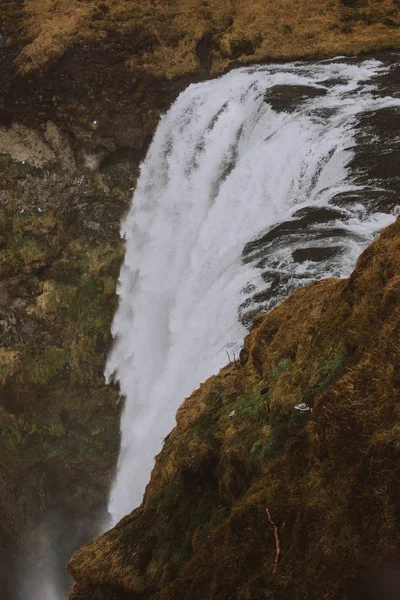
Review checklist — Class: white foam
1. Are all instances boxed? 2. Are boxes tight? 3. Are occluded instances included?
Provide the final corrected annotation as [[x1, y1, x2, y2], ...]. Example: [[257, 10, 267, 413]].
[[106, 59, 400, 523]]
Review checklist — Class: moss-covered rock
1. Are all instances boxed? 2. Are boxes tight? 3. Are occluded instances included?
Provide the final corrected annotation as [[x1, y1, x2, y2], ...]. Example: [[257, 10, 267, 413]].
[[0, 3, 195, 593], [0, 100, 148, 594], [0, 144, 129, 595]]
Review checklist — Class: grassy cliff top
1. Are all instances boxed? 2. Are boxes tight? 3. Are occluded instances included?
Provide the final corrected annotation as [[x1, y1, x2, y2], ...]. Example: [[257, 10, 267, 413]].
[[4, 0, 400, 78]]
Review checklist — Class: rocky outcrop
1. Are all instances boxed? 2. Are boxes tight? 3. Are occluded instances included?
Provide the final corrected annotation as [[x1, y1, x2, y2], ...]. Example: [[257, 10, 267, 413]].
[[69, 217, 400, 600]]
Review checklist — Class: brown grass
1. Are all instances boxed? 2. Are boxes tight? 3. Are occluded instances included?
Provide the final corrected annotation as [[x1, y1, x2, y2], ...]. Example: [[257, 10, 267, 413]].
[[10, 0, 400, 76], [0, 348, 20, 386], [68, 218, 400, 600]]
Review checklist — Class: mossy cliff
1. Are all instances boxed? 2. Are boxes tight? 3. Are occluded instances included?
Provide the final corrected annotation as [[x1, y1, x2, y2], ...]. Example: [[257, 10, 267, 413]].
[[0, 3, 178, 594], [0, 130, 127, 593], [69, 217, 400, 600]]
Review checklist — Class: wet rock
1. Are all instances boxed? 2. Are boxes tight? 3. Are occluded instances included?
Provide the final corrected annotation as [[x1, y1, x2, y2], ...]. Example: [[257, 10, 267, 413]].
[[242, 207, 345, 263], [0, 304, 47, 347], [264, 85, 327, 112], [292, 245, 341, 263], [101, 114, 148, 150]]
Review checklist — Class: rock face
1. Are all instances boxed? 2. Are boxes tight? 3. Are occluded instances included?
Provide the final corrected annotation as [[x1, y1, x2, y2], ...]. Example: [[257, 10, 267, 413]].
[[69, 217, 400, 600], [0, 0, 400, 597], [0, 3, 187, 597], [0, 92, 127, 598]]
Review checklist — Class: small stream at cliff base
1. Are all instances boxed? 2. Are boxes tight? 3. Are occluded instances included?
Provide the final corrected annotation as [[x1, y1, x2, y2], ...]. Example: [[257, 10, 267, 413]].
[[105, 56, 400, 525]]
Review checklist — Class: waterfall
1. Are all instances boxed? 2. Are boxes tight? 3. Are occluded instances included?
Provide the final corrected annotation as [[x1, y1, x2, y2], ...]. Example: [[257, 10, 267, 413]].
[[106, 57, 400, 524]]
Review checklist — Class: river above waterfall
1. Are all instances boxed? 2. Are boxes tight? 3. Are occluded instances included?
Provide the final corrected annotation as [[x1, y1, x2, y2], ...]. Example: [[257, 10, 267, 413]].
[[105, 54, 400, 525]]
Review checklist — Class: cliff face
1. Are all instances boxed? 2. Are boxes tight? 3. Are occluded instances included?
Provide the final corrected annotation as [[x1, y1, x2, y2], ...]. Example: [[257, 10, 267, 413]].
[[69, 217, 400, 600], [0, 3, 186, 595], [1, 0, 400, 596]]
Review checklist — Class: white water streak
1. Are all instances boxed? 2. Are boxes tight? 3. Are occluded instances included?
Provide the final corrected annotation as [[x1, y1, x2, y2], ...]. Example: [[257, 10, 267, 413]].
[[106, 59, 399, 523]]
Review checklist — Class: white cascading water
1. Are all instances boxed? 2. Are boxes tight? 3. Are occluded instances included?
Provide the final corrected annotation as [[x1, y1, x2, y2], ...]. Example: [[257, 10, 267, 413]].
[[106, 58, 400, 523]]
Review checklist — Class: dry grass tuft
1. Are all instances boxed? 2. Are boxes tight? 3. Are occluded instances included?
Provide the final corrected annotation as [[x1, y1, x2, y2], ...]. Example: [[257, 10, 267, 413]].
[[8, 0, 400, 76], [0, 348, 20, 386]]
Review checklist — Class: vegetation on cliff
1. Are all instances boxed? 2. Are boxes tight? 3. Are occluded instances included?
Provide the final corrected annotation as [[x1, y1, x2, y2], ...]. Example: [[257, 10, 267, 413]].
[[0, 0, 191, 592], [2, 0, 400, 78], [0, 2, 184, 591], [0, 138, 131, 593], [69, 217, 400, 599]]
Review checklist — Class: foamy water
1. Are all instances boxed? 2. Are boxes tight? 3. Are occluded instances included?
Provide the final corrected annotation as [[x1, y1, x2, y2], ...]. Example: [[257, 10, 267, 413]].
[[106, 58, 400, 523]]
